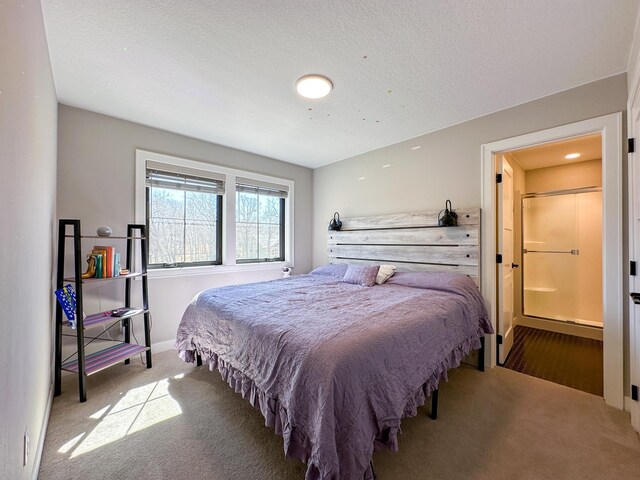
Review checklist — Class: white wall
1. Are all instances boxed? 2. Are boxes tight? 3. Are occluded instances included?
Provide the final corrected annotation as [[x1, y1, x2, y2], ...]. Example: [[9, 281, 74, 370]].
[[313, 75, 626, 267], [56, 106, 313, 347], [628, 9, 640, 104], [0, 1, 58, 478]]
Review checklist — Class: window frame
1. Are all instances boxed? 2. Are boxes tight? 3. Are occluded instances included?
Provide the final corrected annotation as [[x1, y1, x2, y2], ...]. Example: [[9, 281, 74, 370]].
[[145, 185, 223, 269], [135, 150, 294, 278], [235, 195, 286, 264]]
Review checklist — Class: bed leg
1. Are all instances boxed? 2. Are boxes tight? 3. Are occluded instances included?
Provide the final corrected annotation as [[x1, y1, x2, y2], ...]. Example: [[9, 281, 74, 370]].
[[196, 353, 202, 367], [478, 336, 485, 372], [430, 389, 439, 420]]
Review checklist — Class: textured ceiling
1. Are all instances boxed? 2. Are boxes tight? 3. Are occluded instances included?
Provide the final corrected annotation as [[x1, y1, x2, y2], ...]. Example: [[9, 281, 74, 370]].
[[41, 1, 640, 168], [510, 134, 602, 171]]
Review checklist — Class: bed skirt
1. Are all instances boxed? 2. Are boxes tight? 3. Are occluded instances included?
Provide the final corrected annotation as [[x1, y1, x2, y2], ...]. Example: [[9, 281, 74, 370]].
[[175, 326, 484, 480]]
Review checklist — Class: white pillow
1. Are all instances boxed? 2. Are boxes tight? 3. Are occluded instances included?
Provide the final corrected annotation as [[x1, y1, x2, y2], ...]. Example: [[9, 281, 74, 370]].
[[375, 264, 397, 284]]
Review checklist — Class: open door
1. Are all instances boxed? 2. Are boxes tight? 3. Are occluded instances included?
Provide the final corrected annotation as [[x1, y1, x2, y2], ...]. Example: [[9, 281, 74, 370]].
[[497, 154, 515, 364]]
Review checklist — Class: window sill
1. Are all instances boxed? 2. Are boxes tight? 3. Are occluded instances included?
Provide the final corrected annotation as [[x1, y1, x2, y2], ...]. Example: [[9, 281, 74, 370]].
[[147, 262, 292, 279]]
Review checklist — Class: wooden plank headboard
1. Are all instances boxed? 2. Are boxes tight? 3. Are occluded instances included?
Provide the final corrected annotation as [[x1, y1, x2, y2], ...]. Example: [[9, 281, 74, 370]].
[[327, 208, 481, 284]]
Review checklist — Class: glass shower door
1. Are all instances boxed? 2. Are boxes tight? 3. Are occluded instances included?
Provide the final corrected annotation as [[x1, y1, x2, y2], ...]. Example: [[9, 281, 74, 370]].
[[522, 194, 578, 321]]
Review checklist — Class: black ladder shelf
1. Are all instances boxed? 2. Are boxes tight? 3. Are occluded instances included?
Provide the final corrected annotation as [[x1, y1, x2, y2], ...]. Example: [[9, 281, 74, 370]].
[[54, 219, 152, 402]]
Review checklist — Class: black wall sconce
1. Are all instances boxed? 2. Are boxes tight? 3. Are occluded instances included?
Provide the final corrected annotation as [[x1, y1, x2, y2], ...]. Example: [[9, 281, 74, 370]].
[[438, 199, 458, 227], [328, 212, 342, 231]]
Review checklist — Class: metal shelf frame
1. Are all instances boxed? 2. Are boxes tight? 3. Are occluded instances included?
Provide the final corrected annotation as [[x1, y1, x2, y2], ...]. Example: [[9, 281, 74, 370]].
[[55, 219, 152, 402]]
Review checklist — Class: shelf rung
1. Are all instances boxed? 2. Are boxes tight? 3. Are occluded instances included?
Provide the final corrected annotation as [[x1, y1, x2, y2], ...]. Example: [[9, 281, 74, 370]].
[[63, 308, 147, 329], [63, 272, 146, 283], [62, 343, 149, 375], [64, 234, 146, 239]]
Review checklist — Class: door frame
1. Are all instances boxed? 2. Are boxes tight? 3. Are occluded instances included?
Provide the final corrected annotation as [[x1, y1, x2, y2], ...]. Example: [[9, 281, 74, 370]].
[[480, 112, 624, 409], [627, 75, 640, 430]]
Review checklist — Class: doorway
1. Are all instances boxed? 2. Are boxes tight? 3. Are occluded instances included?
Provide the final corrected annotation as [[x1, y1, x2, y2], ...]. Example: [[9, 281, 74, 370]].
[[496, 135, 604, 395], [480, 113, 624, 409]]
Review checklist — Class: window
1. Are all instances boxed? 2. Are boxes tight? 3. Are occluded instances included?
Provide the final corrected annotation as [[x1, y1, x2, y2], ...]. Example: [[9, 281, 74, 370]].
[[235, 178, 287, 263], [136, 150, 294, 276], [146, 163, 223, 267]]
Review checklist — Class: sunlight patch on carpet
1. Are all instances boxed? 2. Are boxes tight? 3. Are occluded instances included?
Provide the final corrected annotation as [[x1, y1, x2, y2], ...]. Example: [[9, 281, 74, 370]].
[[67, 377, 182, 458], [89, 405, 111, 420], [57, 433, 85, 454]]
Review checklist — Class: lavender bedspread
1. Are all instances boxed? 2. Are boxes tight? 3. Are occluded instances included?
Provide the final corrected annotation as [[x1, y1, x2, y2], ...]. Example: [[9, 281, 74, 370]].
[[175, 272, 492, 479]]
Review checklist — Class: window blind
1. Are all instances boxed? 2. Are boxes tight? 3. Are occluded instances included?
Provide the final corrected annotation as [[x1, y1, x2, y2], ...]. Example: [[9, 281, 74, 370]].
[[236, 177, 288, 198], [146, 161, 225, 195]]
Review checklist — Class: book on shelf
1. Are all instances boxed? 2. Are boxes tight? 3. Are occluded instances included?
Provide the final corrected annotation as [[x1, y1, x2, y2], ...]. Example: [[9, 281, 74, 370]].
[[84, 245, 122, 279], [93, 246, 123, 278], [92, 253, 103, 279], [114, 252, 121, 277], [92, 247, 107, 278], [106, 247, 112, 277], [94, 245, 114, 278]]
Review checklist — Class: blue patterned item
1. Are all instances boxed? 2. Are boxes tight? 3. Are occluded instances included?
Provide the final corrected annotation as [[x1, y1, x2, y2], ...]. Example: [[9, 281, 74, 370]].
[[55, 284, 77, 329]]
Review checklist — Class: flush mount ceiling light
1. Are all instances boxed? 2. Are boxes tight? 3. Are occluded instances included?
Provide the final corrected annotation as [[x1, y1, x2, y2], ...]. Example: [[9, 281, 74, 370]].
[[296, 75, 333, 99], [565, 152, 581, 159]]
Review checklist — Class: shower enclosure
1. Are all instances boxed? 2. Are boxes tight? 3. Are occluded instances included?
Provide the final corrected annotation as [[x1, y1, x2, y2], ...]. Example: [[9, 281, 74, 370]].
[[522, 187, 602, 327]]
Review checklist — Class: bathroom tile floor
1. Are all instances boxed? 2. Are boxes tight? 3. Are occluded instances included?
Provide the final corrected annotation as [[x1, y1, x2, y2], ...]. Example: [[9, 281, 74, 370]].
[[502, 325, 603, 396]]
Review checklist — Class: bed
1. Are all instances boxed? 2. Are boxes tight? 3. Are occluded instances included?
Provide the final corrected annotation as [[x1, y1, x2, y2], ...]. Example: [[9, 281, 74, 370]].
[[174, 208, 492, 479]]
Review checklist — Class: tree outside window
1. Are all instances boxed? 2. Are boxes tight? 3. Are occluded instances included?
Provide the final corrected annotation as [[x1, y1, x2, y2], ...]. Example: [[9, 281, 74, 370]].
[[236, 189, 284, 262], [146, 169, 222, 267]]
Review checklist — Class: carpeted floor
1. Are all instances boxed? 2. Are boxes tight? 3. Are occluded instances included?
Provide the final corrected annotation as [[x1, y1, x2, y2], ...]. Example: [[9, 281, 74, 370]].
[[503, 325, 603, 396], [39, 350, 640, 480]]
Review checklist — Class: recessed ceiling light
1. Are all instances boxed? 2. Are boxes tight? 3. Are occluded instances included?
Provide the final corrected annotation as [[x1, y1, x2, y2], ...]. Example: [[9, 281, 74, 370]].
[[358, 176, 366, 181], [411, 145, 421, 150], [565, 153, 581, 159], [296, 75, 332, 99], [382, 164, 391, 168]]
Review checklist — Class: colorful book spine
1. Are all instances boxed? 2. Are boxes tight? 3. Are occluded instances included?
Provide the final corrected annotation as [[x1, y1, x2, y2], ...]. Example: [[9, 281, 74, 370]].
[[107, 247, 113, 277], [93, 246, 109, 277], [114, 253, 121, 276], [91, 246, 121, 278], [94, 253, 103, 279]]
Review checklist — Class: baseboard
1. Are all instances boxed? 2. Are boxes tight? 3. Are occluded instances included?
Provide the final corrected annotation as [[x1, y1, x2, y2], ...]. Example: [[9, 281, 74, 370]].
[[32, 382, 54, 480], [624, 396, 640, 433], [152, 339, 175, 354]]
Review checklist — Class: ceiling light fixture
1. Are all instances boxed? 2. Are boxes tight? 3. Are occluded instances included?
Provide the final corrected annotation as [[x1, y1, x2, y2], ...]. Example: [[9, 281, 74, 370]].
[[296, 75, 333, 99], [565, 153, 581, 159]]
